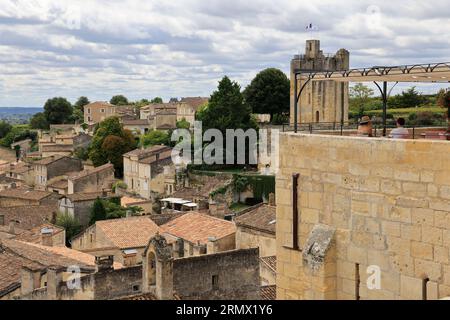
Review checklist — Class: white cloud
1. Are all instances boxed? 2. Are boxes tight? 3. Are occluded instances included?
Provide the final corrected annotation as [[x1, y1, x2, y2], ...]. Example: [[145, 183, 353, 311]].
[[0, 0, 449, 107]]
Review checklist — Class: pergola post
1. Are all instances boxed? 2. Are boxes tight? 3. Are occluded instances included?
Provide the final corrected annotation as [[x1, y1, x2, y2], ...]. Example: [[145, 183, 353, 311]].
[[294, 74, 298, 133], [382, 81, 388, 137]]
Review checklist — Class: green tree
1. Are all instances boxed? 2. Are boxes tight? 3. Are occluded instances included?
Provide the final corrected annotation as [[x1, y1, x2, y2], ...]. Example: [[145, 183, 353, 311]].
[[176, 118, 190, 129], [200, 76, 258, 166], [437, 89, 450, 108], [29, 112, 50, 130], [55, 212, 82, 246], [349, 83, 374, 110], [0, 121, 12, 139], [43, 97, 73, 124], [88, 116, 137, 177], [74, 96, 90, 112], [140, 130, 170, 147], [89, 198, 107, 225], [150, 97, 163, 104], [243, 68, 290, 120], [110, 95, 129, 106], [74, 147, 89, 161], [390, 87, 426, 108], [70, 108, 84, 124]]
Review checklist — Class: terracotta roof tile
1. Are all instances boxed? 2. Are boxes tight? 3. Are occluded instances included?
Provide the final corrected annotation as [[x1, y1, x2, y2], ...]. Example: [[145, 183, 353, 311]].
[[13, 223, 64, 245], [0, 205, 58, 230], [95, 216, 160, 249], [69, 163, 114, 181], [234, 204, 276, 234], [0, 188, 53, 201], [161, 212, 236, 245]]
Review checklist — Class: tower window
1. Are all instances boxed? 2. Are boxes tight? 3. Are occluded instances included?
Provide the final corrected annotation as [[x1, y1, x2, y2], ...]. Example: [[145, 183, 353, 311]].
[[212, 275, 219, 290]]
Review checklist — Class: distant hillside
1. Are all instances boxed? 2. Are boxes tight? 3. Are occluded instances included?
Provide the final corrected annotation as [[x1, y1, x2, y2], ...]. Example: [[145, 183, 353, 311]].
[[0, 107, 43, 124]]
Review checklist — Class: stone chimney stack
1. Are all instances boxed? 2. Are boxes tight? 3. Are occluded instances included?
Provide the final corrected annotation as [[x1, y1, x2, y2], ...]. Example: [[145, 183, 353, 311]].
[[8, 220, 16, 234], [47, 267, 63, 300], [207, 237, 218, 254], [95, 255, 114, 272], [41, 227, 54, 247], [268, 193, 276, 206]]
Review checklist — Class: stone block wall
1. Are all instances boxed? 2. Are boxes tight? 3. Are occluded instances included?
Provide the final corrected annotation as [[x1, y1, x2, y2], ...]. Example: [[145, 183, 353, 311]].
[[276, 133, 450, 300], [173, 248, 260, 300]]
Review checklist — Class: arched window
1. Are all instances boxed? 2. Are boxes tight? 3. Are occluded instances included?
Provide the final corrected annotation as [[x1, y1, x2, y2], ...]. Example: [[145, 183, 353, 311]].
[[315, 111, 320, 123]]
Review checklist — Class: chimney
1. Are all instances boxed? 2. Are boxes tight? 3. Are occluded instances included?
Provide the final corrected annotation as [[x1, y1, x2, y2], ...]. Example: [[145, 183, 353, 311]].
[[268, 193, 276, 206], [47, 266, 63, 300], [95, 255, 114, 272], [41, 227, 54, 246], [9, 220, 16, 234], [207, 237, 218, 254], [20, 267, 42, 296]]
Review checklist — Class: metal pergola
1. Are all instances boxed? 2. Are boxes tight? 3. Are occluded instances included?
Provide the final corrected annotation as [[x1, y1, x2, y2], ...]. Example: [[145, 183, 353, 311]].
[[293, 62, 450, 136]]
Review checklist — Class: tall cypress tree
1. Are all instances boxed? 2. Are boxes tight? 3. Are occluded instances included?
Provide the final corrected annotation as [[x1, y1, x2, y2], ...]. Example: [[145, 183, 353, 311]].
[[89, 198, 107, 225]]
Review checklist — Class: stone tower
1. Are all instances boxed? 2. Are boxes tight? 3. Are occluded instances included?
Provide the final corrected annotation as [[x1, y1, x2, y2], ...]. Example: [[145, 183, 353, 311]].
[[290, 40, 350, 125]]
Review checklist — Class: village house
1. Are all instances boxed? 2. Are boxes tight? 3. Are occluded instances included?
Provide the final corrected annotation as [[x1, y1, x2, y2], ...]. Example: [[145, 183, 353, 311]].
[[0, 239, 123, 300], [71, 216, 160, 266], [177, 97, 208, 125], [11, 223, 65, 247], [234, 201, 277, 286], [123, 145, 173, 199], [58, 191, 113, 226], [0, 173, 21, 191], [37, 132, 92, 158], [84, 101, 136, 125], [0, 205, 58, 231], [0, 189, 59, 208], [12, 237, 260, 300], [120, 196, 153, 214], [46, 176, 69, 195], [160, 212, 236, 258], [140, 103, 177, 130], [5, 162, 34, 186], [67, 163, 115, 194], [33, 155, 83, 190], [122, 119, 152, 135]]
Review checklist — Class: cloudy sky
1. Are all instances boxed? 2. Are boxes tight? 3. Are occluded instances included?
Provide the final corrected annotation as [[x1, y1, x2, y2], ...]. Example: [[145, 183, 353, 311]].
[[0, 0, 449, 107]]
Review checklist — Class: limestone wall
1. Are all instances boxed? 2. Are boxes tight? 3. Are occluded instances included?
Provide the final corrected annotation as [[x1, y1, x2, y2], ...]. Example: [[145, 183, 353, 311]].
[[276, 133, 450, 300]]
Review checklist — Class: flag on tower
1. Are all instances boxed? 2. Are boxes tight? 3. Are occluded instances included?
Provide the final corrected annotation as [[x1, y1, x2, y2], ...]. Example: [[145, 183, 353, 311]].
[[305, 23, 319, 31]]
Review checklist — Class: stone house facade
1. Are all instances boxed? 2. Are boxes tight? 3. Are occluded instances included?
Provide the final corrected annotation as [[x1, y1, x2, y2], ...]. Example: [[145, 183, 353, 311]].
[[71, 216, 160, 266], [33, 156, 83, 190], [0, 189, 59, 208], [160, 212, 236, 258], [290, 40, 349, 125], [276, 133, 450, 300], [67, 163, 114, 194], [123, 146, 173, 199], [235, 203, 277, 285], [5, 162, 35, 186], [58, 191, 112, 226]]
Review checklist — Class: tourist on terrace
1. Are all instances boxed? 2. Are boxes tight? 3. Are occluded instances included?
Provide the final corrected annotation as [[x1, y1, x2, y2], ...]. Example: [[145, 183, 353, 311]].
[[357, 116, 373, 137], [389, 117, 409, 139]]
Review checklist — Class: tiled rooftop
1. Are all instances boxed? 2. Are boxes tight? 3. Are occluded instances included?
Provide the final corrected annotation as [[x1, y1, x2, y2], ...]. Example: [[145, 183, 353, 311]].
[[0, 205, 58, 230], [161, 212, 236, 245], [234, 204, 276, 235], [69, 163, 114, 181], [94, 216, 160, 249], [0, 188, 53, 201]]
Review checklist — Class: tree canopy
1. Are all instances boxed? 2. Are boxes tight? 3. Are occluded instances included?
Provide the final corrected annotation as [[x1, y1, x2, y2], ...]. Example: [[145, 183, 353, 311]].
[[150, 97, 163, 104], [89, 198, 107, 225], [74, 96, 90, 112], [29, 112, 50, 130], [88, 116, 137, 176], [243, 68, 290, 119], [110, 95, 129, 106], [140, 130, 170, 147], [43, 97, 73, 124], [201, 76, 257, 132], [0, 121, 12, 139]]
